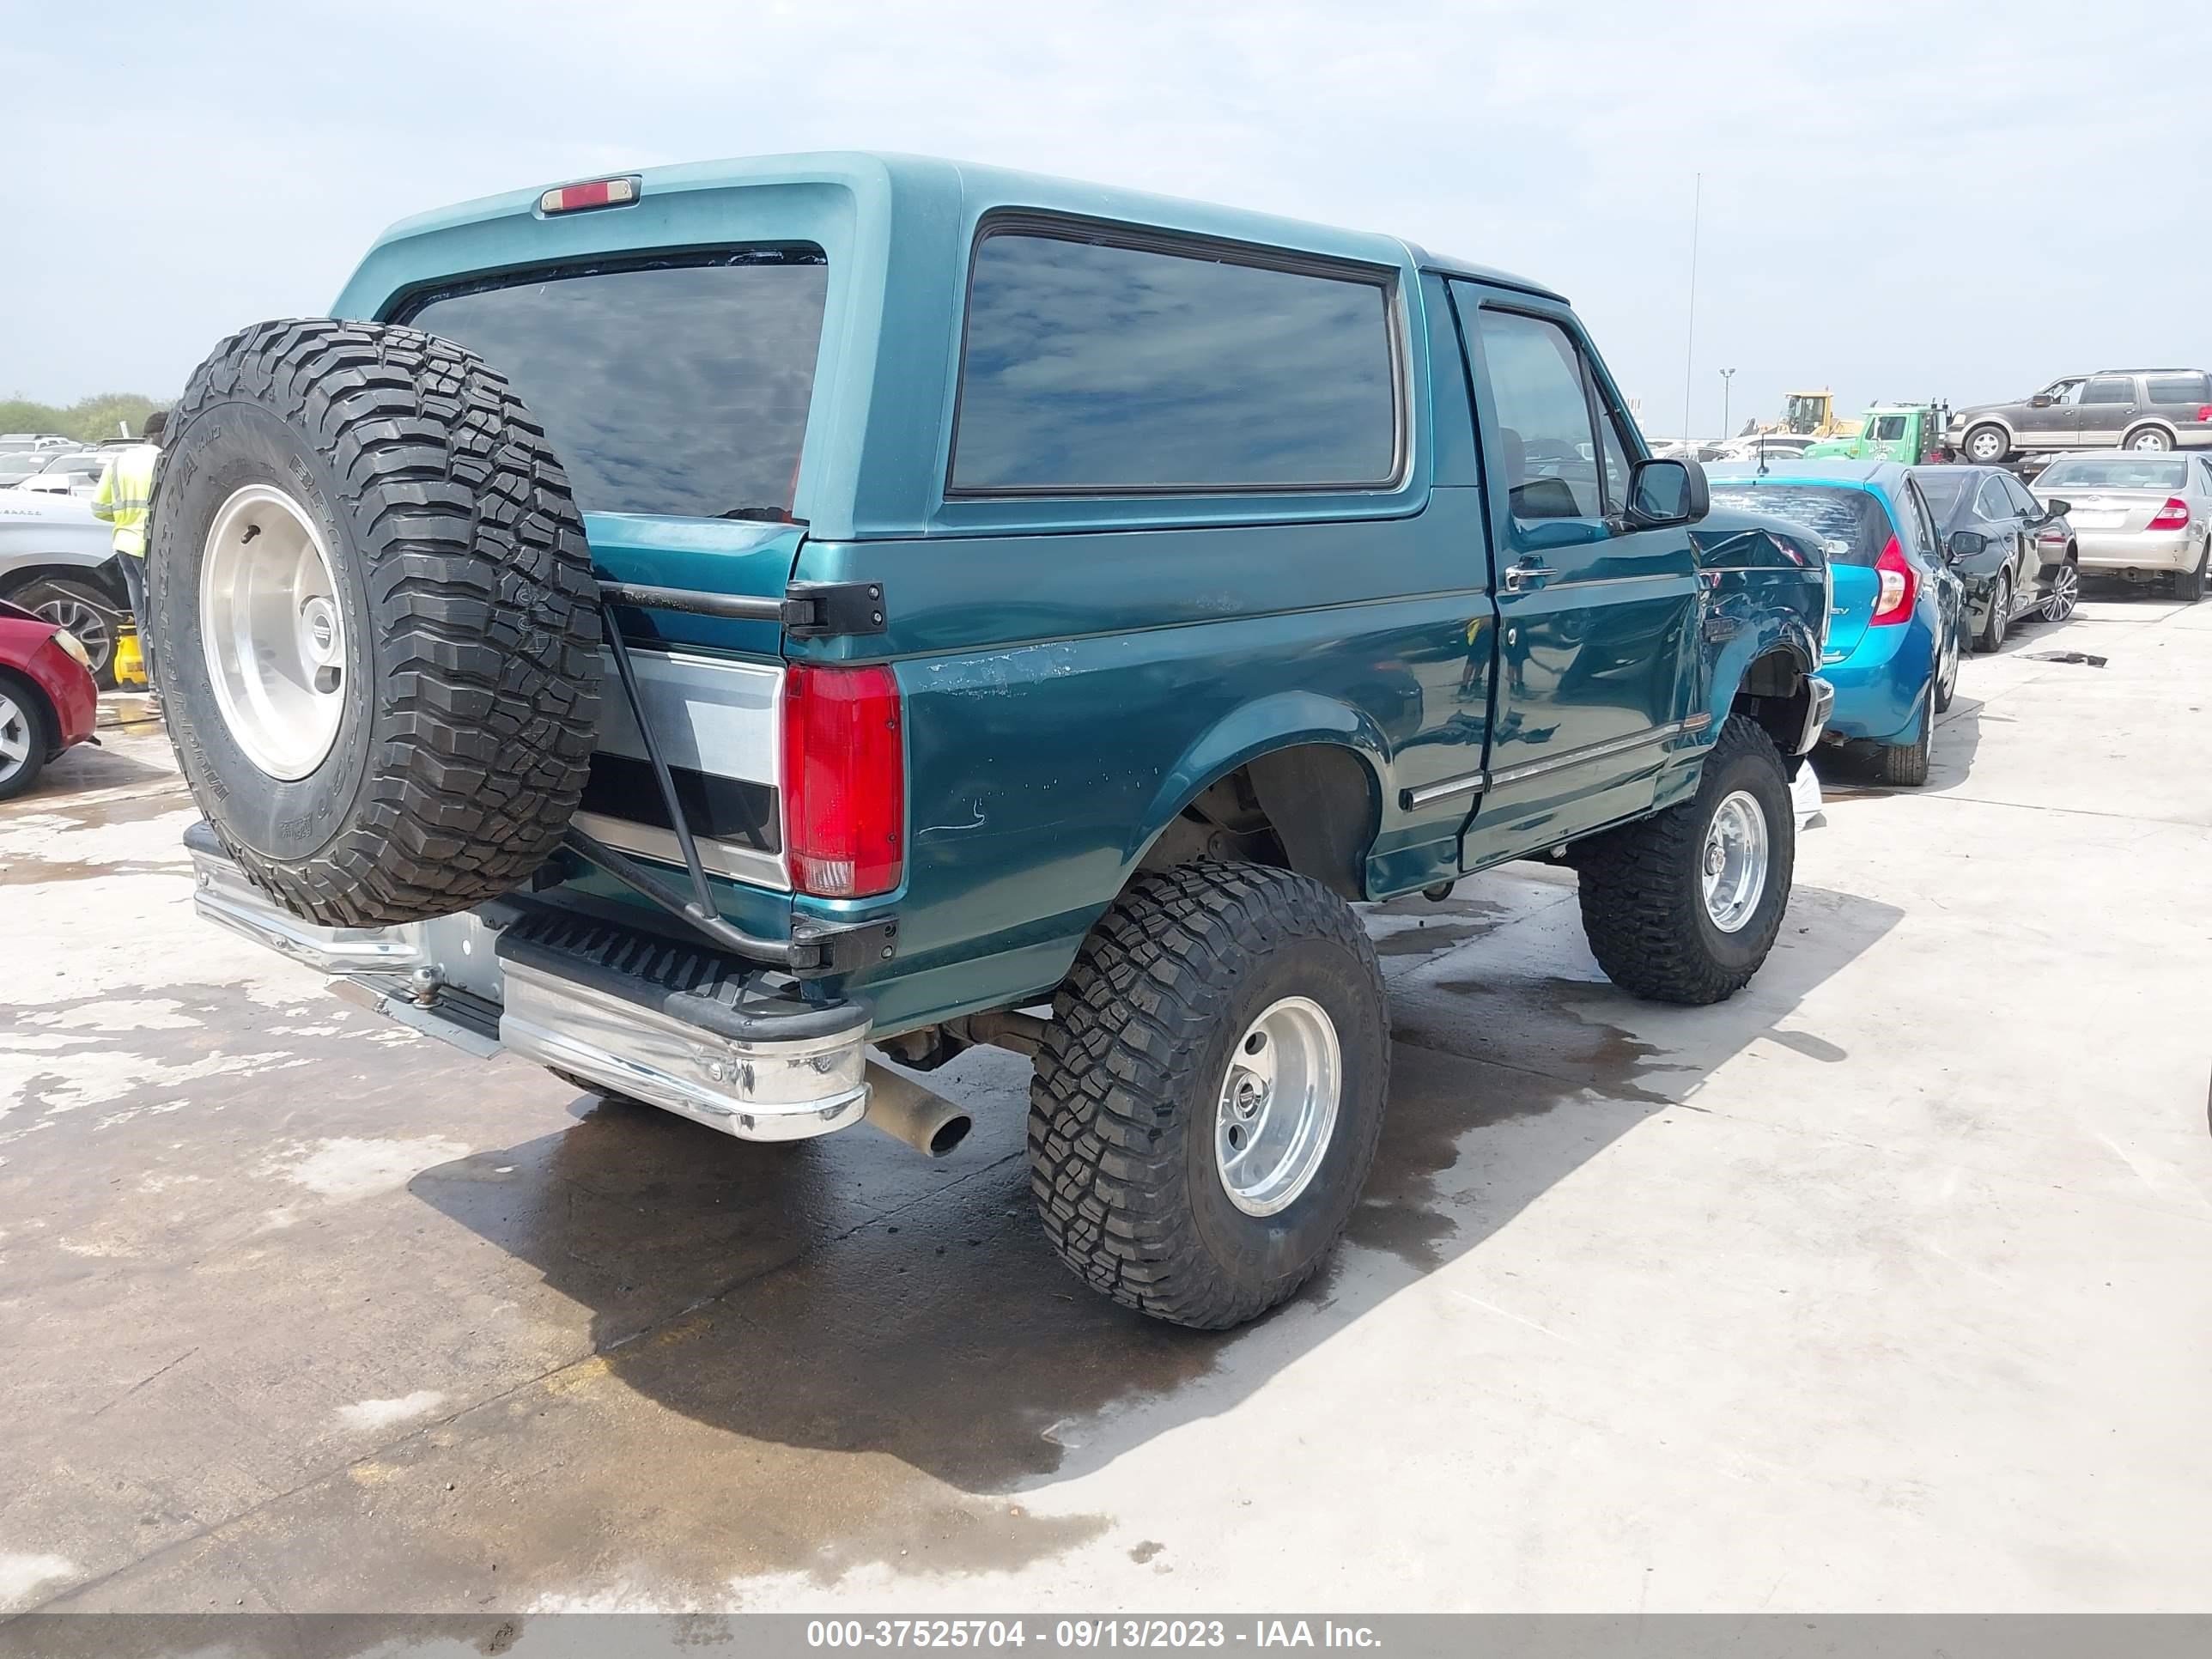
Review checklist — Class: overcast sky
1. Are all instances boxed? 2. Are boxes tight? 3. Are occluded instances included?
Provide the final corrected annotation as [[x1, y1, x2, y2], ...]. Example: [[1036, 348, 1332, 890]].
[[6, 0, 2205, 439]]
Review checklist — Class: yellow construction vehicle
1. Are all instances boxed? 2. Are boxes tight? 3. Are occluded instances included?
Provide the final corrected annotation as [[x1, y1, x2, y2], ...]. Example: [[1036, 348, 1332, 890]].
[[1745, 390, 1857, 440]]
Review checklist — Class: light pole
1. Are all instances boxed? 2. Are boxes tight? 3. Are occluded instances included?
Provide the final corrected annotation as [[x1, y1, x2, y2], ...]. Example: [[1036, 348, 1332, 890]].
[[1719, 368, 1736, 439]]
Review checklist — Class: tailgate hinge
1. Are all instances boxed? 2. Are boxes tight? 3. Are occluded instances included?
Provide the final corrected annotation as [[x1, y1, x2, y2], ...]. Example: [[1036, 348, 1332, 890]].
[[783, 580, 888, 641]]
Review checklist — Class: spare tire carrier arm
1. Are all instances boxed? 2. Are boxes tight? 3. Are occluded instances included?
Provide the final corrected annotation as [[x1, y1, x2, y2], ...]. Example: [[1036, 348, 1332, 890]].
[[566, 585, 895, 979]]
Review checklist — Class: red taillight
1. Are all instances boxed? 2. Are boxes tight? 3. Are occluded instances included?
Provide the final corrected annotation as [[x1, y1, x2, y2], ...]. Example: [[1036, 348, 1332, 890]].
[[2196, 405, 2212, 422], [1869, 534, 1916, 625], [538, 177, 637, 216], [781, 663, 904, 899], [2148, 498, 2191, 532]]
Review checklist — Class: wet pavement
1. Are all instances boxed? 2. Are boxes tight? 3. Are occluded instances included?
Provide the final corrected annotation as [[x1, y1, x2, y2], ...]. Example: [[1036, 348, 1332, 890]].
[[3, 599, 2209, 1618]]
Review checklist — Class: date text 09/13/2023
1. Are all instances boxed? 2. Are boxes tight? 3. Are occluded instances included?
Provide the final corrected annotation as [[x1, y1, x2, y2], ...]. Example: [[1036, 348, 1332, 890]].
[[805, 1619, 1382, 1649]]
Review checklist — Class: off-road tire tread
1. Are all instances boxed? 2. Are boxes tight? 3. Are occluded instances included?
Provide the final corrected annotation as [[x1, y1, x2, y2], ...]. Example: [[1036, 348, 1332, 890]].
[[1027, 861, 1388, 1330], [153, 319, 600, 925], [1574, 715, 1792, 1006]]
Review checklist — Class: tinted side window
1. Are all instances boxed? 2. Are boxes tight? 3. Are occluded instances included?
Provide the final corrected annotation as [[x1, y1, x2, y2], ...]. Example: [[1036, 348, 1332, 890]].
[[2002, 475, 2041, 516], [1473, 308, 1603, 524], [1975, 474, 2015, 522], [2146, 374, 2211, 405], [403, 253, 829, 520], [2081, 377, 2135, 404], [951, 231, 1397, 493]]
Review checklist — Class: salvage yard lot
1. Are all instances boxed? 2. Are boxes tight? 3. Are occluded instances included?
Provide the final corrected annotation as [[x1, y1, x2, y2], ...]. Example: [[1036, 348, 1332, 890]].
[[2, 597, 2208, 1615]]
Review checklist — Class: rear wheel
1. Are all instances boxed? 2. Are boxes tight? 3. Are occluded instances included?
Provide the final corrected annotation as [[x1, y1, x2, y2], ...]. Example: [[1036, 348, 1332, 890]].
[[1934, 620, 1960, 712], [2124, 426, 2173, 453], [151, 319, 603, 927], [1028, 862, 1389, 1329], [1875, 695, 1933, 787], [2040, 557, 2080, 622], [2179, 547, 2207, 603], [0, 676, 51, 802], [1976, 574, 2011, 653], [1963, 424, 2009, 465], [1575, 715, 1795, 1006], [8, 576, 119, 688]]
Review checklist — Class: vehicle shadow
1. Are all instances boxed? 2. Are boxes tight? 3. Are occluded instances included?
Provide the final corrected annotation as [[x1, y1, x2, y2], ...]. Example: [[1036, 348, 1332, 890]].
[[407, 872, 1903, 1502]]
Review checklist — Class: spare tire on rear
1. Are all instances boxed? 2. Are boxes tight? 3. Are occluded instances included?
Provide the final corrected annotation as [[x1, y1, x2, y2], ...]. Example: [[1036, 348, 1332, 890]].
[[149, 319, 602, 927]]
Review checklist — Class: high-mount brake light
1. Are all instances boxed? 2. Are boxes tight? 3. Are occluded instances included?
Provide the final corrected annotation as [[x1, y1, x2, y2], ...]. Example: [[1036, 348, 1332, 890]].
[[781, 663, 905, 900], [2148, 497, 2191, 532], [1869, 534, 1916, 625], [539, 178, 638, 216]]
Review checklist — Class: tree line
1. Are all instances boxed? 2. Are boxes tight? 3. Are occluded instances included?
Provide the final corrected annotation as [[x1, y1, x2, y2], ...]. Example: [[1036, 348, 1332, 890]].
[[1, 392, 169, 444]]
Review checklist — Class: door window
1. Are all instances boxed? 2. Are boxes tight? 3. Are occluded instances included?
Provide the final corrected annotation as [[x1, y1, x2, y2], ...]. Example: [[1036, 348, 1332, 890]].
[[2081, 377, 2136, 405], [2002, 474, 2041, 517], [1900, 482, 1942, 566], [1473, 309, 1604, 526], [1974, 474, 2016, 523], [1871, 414, 1909, 441]]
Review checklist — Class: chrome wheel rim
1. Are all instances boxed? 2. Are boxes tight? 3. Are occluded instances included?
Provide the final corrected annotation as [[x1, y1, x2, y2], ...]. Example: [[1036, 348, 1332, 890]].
[[2043, 563, 2079, 622], [2130, 430, 2171, 452], [1701, 789, 1768, 934], [199, 484, 348, 780], [1215, 995, 1341, 1217], [1966, 431, 2003, 462], [33, 594, 112, 675], [0, 690, 29, 784]]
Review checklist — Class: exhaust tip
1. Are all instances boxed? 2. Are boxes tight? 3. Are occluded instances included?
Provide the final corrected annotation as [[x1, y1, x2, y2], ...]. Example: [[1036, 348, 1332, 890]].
[[927, 1115, 974, 1158]]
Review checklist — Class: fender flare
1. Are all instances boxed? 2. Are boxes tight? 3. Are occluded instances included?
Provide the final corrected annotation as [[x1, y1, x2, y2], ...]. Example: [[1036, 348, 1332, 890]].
[[1696, 611, 1822, 739], [1123, 690, 1391, 869]]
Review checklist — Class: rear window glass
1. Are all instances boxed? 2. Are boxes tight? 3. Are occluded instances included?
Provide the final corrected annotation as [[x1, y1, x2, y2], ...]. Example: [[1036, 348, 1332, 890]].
[[2036, 457, 2189, 490], [1911, 470, 1971, 517], [1709, 483, 1894, 565], [951, 230, 1398, 493], [402, 252, 829, 520]]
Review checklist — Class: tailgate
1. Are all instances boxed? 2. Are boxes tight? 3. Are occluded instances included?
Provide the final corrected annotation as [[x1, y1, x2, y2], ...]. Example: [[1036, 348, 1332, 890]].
[[1823, 565, 1876, 659]]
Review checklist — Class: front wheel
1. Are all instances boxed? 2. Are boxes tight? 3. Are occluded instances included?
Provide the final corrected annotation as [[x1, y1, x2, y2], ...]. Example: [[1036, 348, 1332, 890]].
[[1575, 715, 1796, 1006], [1963, 424, 2010, 464], [1029, 862, 1389, 1329]]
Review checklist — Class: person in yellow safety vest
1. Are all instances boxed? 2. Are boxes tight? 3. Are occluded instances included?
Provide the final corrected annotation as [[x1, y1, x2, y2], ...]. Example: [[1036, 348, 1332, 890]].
[[92, 410, 166, 688]]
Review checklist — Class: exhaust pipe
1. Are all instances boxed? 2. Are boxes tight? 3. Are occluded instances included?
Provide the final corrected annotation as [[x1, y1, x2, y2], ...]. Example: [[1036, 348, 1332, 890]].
[[862, 1062, 974, 1158]]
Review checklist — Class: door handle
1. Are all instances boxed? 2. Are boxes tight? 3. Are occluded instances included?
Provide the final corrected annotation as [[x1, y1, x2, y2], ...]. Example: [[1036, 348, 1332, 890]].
[[1501, 559, 1550, 593]]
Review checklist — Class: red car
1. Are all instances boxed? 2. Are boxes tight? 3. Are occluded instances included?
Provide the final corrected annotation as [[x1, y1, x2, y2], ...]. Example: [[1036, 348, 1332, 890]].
[[0, 597, 99, 800]]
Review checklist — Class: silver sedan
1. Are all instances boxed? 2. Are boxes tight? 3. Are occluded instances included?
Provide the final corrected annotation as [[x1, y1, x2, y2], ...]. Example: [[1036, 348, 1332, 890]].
[[2030, 451, 2212, 600]]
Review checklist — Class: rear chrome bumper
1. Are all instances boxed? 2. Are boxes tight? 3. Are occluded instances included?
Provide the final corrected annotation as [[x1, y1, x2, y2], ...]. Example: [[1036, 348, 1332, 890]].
[[185, 823, 871, 1143]]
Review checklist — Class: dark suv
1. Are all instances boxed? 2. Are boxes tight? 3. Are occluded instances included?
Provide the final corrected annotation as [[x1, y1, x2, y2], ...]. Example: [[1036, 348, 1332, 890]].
[[1948, 369, 2212, 464]]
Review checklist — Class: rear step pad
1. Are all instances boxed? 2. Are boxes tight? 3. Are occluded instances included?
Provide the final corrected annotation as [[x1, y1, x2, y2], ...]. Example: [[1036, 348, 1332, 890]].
[[492, 908, 870, 1044]]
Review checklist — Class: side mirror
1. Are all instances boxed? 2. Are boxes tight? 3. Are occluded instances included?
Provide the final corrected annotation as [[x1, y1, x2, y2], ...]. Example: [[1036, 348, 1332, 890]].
[[2029, 395, 2053, 409], [1948, 530, 1988, 561], [2042, 498, 2070, 519], [1626, 456, 1709, 527]]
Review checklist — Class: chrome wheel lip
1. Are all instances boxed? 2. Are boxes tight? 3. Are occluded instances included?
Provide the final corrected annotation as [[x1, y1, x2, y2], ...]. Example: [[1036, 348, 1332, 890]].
[[0, 690, 29, 781], [199, 484, 349, 781], [1700, 788, 1769, 934], [1215, 994, 1342, 1218]]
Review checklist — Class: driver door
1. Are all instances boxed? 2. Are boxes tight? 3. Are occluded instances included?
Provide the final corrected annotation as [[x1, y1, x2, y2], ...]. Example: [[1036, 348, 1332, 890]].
[[2015, 380, 2084, 451], [1452, 290, 1701, 869]]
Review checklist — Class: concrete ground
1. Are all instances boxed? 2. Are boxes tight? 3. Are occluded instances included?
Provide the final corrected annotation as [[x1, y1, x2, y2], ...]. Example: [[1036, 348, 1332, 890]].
[[2, 596, 2208, 1618]]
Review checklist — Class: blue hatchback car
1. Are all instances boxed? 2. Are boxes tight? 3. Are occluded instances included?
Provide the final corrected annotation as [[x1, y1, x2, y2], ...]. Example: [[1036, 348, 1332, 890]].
[[1706, 460, 1961, 786]]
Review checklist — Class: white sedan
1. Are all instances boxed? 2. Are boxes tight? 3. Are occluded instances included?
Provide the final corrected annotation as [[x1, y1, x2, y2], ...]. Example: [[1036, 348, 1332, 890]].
[[2031, 451, 2212, 600]]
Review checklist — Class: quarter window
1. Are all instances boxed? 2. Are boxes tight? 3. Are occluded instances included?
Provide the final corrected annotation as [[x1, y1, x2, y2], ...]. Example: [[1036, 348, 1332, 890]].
[[950, 229, 1399, 493], [1473, 308, 1606, 526], [2146, 374, 2211, 406]]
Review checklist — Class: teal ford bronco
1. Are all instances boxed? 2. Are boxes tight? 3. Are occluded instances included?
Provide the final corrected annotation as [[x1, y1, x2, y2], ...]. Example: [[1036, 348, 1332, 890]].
[[155, 154, 1832, 1329]]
